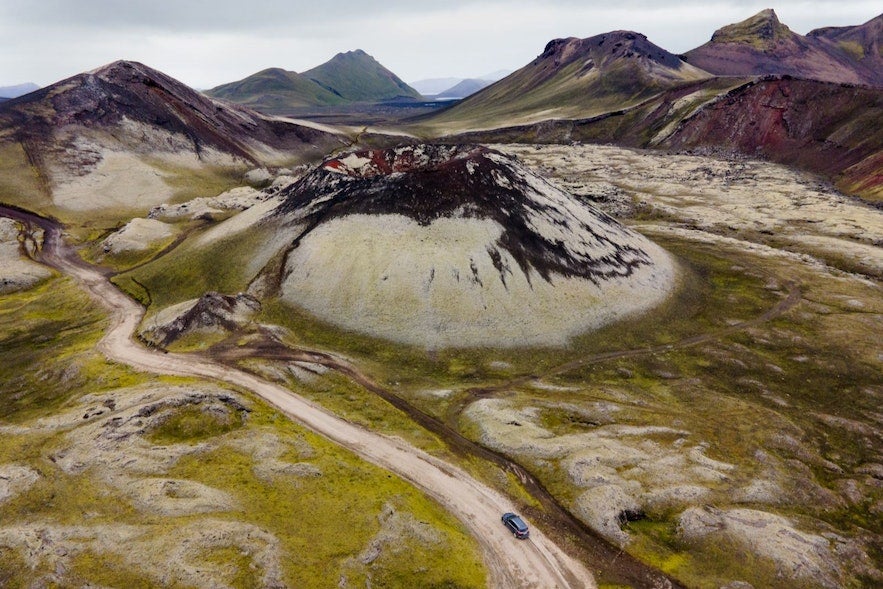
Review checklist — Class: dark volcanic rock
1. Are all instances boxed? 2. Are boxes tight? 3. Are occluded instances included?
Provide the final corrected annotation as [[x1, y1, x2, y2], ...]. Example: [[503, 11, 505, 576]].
[[141, 292, 260, 347]]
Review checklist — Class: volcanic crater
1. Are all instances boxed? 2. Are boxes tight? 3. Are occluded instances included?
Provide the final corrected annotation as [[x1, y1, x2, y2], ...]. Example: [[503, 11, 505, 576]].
[[273, 144, 676, 348]]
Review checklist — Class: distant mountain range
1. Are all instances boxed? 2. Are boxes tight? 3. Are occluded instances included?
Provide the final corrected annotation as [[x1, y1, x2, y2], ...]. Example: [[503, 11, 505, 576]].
[[425, 9, 883, 202], [411, 70, 511, 98], [683, 9, 883, 86], [0, 82, 39, 99], [207, 50, 421, 114], [424, 30, 711, 130], [1, 9, 880, 205]]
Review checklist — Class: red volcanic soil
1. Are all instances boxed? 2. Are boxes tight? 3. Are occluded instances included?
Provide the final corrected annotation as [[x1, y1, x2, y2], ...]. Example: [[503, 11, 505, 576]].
[[660, 77, 883, 199]]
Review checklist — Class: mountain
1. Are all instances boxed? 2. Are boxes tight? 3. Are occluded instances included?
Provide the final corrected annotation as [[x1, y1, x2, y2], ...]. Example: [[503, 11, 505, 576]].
[[206, 67, 345, 110], [410, 77, 464, 95], [422, 31, 711, 132], [412, 71, 509, 97], [0, 60, 344, 218], [207, 50, 422, 114], [302, 49, 422, 102], [683, 9, 883, 86], [447, 75, 883, 203], [0, 82, 39, 99], [267, 144, 675, 348], [437, 78, 494, 99], [808, 13, 883, 85]]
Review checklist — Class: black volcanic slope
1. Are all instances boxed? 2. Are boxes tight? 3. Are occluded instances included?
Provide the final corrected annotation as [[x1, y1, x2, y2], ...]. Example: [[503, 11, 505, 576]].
[[276, 144, 654, 284]]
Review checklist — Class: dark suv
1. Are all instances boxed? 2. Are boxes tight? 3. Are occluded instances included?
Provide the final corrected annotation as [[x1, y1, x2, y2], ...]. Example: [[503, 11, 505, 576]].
[[501, 512, 530, 539]]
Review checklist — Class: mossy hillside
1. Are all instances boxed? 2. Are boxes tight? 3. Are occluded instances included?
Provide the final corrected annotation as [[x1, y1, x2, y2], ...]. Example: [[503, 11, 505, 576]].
[[168, 403, 486, 589], [59, 164, 248, 243], [113, 216, 278, 310], [0, 277, 148, 421], [0, 290, 486, 587], [0, 142, 51, 215]]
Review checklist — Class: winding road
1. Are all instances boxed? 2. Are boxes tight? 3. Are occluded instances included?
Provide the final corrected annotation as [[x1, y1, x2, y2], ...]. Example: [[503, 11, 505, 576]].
[[1, 205, 599, 587]]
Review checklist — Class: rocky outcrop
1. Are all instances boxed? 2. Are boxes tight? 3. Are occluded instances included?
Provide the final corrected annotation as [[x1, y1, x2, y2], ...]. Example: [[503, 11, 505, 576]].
[[0, 217, 51, 293], [141, 291, 261, 347], [678, 507, 875, 589], [272, 144, 676, 348]]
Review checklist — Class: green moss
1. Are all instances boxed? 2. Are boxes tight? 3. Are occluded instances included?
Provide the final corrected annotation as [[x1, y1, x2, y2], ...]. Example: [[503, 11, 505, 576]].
[[0, 277, 148, 421], [0, 546, 28, 589], [1, 467, 138, 525], [113, 218, 276, 311], [0, 142, 52, 215], [167, 403, 486, 589], [156, 163, 245, 202], [837, 40, 866, 61], [69, 551, 169, 589], [146, 403, 244, 445], [199, 546, 264, 589]]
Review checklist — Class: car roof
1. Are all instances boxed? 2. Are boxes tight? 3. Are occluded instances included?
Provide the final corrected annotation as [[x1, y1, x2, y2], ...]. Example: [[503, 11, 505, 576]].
[[508, 515, 528, 530]]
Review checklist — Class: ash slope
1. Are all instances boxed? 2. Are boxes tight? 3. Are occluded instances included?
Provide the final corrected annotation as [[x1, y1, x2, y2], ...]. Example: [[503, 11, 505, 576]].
[[273, 145, 675, 348]]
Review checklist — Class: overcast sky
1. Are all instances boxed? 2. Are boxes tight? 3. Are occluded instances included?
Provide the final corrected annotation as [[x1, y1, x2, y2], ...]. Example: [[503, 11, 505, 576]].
[[0, 1, 879, 88]]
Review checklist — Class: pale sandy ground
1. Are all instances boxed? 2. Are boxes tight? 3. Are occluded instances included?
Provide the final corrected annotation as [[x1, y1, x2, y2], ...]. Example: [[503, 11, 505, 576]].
[[49, 149, 175, 212], [281, 214, 675, 348], [500, 144, 883, 276], [46, 120, 244, 214], [148, 186, 264, 221], [29, 214, 596, 588], [0, 217, 51, 293], [101, 217, 176, 254]]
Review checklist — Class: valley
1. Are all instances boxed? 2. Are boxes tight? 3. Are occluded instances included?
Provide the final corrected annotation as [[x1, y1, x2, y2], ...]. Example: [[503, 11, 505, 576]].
[[1, 6, 882, 589]]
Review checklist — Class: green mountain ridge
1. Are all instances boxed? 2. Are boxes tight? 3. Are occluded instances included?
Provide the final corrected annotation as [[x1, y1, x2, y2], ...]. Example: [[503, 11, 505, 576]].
[[206, 50, 422, 114], [303, 49, 422, 103], [207, 67, 346, 109]]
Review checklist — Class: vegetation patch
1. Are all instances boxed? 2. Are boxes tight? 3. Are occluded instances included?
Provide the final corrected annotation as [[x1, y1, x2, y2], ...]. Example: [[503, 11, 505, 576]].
[[146, 403, 246, 445]]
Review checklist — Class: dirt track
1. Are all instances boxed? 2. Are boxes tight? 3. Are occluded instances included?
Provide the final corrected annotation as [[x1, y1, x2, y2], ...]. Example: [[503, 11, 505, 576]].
[[1, 205, 599, 587]]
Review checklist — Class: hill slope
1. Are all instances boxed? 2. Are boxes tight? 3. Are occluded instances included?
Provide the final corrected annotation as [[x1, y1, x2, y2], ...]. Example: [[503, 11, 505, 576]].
[[0, 60, 344, 219], [206, 67, 345, 109], [269, 144, 675, 348], [422, 31, 710, 132], [207, 50, 422, 114], [446, 76, 883, 203], [683, 9, 883, 86], [808, 13, 883, 86], [437, 78, 494, 99], [303, 49, 422, 102]]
